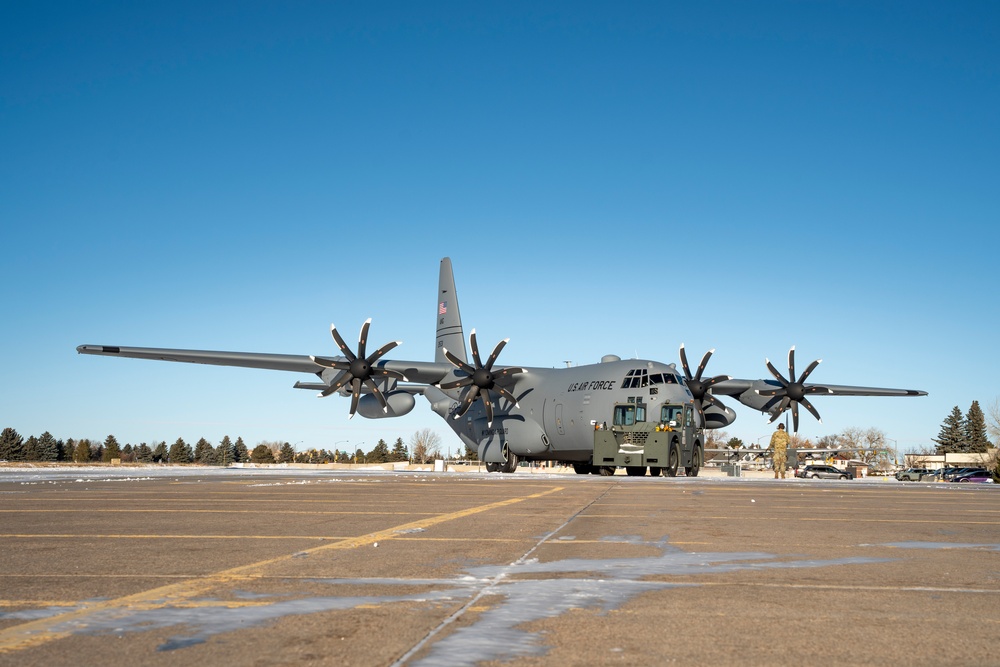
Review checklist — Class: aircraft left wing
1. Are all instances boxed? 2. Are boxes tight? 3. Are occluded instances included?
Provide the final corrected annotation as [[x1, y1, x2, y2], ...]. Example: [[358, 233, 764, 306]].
[[75, 345, 454, 385]]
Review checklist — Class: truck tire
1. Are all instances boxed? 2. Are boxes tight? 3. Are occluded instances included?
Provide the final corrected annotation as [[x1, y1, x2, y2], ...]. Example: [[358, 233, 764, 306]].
[[685, 444, 702, 477], [649, 467, 662, 477], [625, 466, 646, 476], [599, 466, 616, 476], [665, 441, 680, 477]]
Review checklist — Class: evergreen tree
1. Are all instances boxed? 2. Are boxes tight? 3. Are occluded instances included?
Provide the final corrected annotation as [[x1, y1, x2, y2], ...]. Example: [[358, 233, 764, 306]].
[[0, 427, 24, 461], [250, 444, 275, 463], [62, 438, 75, 462], [194, 437, 215, 464], [367, 439, 389, 463], [965, 401, 990, 453], [23, 436, 40, 461], [121, 443, 134, 463], [137, 442, 153, 463], [933, 406, 965, 454], [234, 437, 249, 463], [278, 442, 295, 463], [168, 438, 193, 464], [102, 435, 121, 462], [463, 442, 478, 461], [74, 439, 92, 463], [390, 438, 408, 462], [152, 441, 168, 463], [353, 448, 365, 463], [91, 443, 104, 462], [216, 435, 234, 466], [37, 432, 59, 461]]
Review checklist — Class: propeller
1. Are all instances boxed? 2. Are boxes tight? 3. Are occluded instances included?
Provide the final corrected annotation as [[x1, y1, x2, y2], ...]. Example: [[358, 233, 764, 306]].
[[310, 318, 406, 418], [678, 344, 732, 427], [438, 329, 524, 427], [755, 346, 831, 432]]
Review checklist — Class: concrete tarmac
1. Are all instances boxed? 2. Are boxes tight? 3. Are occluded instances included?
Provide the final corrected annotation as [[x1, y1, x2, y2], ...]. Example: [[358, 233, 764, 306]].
[[0, 467, 998, 666]]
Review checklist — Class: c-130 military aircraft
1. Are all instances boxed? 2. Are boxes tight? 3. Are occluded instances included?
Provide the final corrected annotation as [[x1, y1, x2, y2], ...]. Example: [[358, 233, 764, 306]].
[[78, 258, 926, 474]]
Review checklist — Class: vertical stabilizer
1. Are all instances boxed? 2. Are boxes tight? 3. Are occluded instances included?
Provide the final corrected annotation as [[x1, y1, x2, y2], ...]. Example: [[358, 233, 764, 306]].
[[436, 258, 466, 364]]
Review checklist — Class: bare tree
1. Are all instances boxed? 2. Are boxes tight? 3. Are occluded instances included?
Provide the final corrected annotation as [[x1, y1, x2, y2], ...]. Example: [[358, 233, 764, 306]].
[[703, 429, 728, 450], [987, 398, 1000, 447], [409, 428, 441, 464]]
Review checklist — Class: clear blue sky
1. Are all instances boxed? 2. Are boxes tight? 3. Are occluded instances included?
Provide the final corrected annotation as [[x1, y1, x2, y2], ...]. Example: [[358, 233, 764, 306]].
[[2, 1, 997, 457]]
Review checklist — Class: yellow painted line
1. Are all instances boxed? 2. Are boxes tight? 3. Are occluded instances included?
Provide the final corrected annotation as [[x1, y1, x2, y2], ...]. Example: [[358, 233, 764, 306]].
[[0, 534, 351, 540], [0, 486, 563, 654], [0, 509, 440, 515]]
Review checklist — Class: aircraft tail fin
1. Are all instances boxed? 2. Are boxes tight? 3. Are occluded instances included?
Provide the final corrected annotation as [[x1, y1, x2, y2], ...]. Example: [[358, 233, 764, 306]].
[[435, 257, 466, 365]]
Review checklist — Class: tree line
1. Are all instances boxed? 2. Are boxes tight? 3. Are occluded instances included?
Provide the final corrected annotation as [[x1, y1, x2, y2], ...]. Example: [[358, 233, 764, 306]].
[[932, 400, 992, 454], [0, 427, 468, 466]]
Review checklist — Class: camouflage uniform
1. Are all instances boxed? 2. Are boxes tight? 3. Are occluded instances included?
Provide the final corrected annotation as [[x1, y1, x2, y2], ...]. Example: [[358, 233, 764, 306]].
[[770, 426, 790, 479]]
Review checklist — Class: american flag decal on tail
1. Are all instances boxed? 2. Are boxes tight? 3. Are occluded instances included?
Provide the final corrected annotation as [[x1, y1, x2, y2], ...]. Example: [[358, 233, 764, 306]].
[[439, 301, 448, 315]]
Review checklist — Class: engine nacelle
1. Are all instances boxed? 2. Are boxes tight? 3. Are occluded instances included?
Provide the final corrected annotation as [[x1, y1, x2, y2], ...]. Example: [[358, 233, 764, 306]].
[[356, 391, 416, 419]]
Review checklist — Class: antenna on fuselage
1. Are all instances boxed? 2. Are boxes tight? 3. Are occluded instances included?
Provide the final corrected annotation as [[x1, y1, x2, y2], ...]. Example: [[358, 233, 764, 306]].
[[564, 361, 572, 368]]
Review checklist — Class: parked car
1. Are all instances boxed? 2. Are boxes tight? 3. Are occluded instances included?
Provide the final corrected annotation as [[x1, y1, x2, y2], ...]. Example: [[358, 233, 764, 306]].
[[896, 468, 932, 481], [951, 469, 992, 483], [795, 465, 853, 480], [943, 467, 986, 481]]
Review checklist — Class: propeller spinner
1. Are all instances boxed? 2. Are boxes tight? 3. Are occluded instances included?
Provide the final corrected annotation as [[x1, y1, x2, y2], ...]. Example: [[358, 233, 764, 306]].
[[310, 318, 405, 418], [679, 344, 732, 427], [756, 346, 832, 432], [438, 329, 524, 427]]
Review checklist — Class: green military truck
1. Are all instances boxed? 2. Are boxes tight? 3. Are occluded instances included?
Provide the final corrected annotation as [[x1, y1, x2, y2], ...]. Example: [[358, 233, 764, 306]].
[[576, 401, 704, 477]]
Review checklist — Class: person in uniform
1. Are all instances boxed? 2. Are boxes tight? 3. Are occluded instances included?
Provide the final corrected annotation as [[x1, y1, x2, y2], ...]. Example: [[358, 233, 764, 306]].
[[769, 423, 790, 479]]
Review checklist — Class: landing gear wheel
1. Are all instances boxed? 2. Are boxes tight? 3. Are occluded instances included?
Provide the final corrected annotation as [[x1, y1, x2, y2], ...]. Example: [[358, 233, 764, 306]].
[[665, 442, 680, 477], [626, 466, 647, 477], [499, 452, 518, 474], [599, 466, 616, 476], [685, 444, 702, 477], [485, 461, 499, 473], [649, 467, 662, 477]]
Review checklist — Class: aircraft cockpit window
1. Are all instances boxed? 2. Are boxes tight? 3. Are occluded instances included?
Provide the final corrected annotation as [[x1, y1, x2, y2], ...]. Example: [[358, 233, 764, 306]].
[[663, 374, 677, 384], [613, 405, 636, 426], [650, 373, 663, 385], [621, 369, 648, 389]]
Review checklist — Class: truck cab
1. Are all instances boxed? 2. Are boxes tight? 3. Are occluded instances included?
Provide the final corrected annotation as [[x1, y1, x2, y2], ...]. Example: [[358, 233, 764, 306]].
[[586, 401, 703, 477]]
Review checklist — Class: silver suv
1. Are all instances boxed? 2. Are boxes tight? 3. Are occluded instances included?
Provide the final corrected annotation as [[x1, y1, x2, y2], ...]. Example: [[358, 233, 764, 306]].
[[895, 468, 932, 481]]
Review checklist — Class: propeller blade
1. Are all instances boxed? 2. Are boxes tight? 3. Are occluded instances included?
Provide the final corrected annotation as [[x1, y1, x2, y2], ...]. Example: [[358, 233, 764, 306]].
[[330, 324, 355, 361], [788, 346, 796, 385], [319, 370, 351, 397], [799, 359, 822, 383], [443, 348, 476, 375], [469, 329, 483, 369], [493, 384, 520, 408], [366, 340, 401, 364], [357, 318, 371, 360], [494, 367, 525, 380], [439, 377, 472, 390], [363, 377, 389, 412], [799, 397, 823, 423], [704, 374, 731, 389], [483, 395, 494, 427], [695, 348, 715, 382], [484, 338, 509, 371], [348, 378, 362, 418], [310, 355, 349, 370], [679, 344, 692, 380], [765, 359, 789, 385], [371, 367, 407, 381], [452, 386, 481, 420], [756, 388, 784, 397], [791, 400, 800, 433]]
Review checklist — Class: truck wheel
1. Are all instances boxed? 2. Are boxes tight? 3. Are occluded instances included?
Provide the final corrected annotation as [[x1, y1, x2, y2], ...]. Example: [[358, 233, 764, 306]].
[[599, 466, 616, 476], [573, 462, 592, 475], [649, 467, 662, 477], [625, 466, 646, 477], [665, 442, 680, 477], [685, 444, 702, 477]]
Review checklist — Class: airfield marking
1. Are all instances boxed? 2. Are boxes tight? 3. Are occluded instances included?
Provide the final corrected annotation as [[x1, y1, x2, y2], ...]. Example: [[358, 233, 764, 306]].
[[0, 485, 564, 655]]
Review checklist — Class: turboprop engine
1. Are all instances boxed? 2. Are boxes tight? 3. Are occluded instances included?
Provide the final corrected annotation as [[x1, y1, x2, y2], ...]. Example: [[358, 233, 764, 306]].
[[355, 391, 416, 419]]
